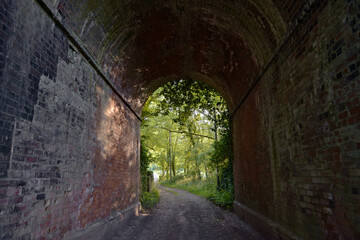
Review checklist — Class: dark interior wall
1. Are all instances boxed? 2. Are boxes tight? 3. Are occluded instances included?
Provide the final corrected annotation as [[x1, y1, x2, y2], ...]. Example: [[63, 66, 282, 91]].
[[233, 1, 360, 239], [0, 1, 140, 239]]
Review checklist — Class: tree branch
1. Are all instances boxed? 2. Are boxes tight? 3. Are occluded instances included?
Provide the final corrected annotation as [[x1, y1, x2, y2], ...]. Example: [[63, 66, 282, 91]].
[[160, 127, 214, 140], [143, 143, 156, 151]]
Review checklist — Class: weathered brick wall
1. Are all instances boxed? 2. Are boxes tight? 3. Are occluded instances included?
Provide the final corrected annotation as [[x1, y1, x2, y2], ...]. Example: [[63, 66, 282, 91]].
[[233, 1, 360, 239], [0, 1, 140, 239]]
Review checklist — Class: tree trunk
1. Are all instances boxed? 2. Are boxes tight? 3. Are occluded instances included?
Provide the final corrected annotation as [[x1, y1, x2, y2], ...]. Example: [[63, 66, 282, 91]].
[[214, 107, 220, 190], [169, 131, 172, 179], [172, 156, 176, 177]]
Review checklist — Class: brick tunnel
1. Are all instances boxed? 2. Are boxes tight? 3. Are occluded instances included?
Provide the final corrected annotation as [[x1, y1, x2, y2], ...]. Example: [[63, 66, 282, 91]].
[[0, 0, 359, 239]]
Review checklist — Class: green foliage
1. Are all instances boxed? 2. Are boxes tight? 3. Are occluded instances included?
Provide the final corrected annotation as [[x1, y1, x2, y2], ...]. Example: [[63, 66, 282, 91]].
[[218, 163, 234, 192], [142, 79, 234, 208], [210, 131, 232, 167], [161, 178, 215, 198], [207, 188, 234, 209], [161, 174, 185, 185], [140, 138, 152, 173], [210, 130, 234, 191], [140, 188, 160, 209], [154, 79, 229, 133], [140, 137, 153, 192]]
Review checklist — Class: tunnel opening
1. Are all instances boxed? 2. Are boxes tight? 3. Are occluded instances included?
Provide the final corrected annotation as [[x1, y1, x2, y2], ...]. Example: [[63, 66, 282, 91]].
[[140, 78, 234, 209]]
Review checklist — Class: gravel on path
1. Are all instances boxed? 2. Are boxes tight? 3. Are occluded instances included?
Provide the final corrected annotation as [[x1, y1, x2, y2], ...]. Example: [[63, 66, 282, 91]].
[[113, 185, 266, 240]]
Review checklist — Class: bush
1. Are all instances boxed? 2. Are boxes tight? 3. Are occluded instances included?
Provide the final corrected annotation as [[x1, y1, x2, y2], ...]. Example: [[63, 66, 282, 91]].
[[207, 189, 234, 209], [140, 188, 160, 210]]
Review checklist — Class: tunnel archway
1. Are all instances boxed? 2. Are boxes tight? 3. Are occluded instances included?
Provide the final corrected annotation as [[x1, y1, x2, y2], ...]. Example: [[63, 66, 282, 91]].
[[140, 77, 232, 185], [1, 0, 359, 239], [56, 0, 270, 114]]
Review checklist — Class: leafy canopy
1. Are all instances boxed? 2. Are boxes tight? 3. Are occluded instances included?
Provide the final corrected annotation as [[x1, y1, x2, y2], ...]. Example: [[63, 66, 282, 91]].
[[141, 79, 233, 194], [152, 79, 229, 133]]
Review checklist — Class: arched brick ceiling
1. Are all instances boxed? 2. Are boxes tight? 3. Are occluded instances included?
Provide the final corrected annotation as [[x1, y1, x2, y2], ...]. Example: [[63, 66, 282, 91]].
[[56, 0, 298, 111]]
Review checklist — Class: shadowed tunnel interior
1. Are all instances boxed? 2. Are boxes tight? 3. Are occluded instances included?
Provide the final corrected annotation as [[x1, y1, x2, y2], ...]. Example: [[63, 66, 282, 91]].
[[0, 0, 359, 239]]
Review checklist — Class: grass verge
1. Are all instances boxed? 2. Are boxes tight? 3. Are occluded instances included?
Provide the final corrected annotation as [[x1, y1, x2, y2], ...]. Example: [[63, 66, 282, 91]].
[[161, 178, 234, 209]]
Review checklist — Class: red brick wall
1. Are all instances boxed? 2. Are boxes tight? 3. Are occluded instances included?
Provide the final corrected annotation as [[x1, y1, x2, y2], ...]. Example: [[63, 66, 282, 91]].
[[233, 1, 360, 239], [0, 1, 140, 239]]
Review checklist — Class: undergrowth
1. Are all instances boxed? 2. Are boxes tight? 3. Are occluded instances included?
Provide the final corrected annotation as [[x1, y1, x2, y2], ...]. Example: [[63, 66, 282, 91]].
[[161, 178, 234, 209], [140, 188, 160, 210]]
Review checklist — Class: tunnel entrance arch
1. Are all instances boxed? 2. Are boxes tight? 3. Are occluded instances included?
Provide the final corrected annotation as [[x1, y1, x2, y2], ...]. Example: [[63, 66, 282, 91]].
[[139, 76, 234, 196]]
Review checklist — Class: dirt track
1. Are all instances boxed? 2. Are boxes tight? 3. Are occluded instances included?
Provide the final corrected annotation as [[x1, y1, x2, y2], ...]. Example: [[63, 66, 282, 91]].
[[113, 185, 266, 240]]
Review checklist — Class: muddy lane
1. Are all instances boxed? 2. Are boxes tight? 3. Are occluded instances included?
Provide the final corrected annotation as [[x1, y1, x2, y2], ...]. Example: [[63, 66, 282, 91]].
[[113, 185, 265, 240]]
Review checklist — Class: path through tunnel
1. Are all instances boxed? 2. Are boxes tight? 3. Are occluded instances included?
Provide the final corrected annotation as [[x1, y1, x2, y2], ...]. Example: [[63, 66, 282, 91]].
[[0, 0, 359, 239]]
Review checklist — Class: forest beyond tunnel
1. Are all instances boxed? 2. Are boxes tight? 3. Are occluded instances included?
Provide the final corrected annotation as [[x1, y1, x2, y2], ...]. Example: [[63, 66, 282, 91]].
[[0, 0, 359, 239]]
